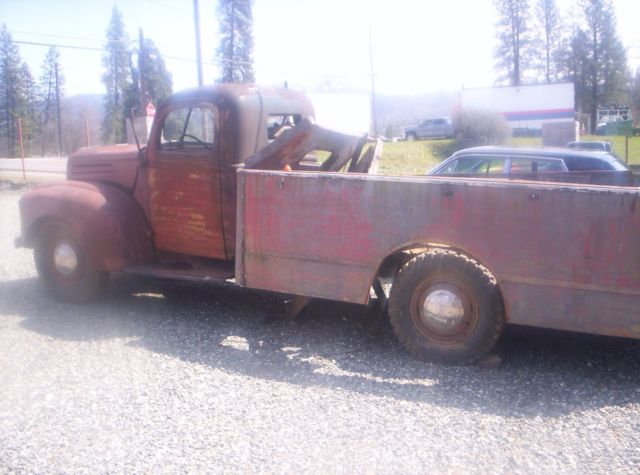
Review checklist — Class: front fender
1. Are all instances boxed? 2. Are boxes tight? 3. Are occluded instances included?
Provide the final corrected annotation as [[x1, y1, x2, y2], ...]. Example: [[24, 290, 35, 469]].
[[19, 180, 153, 271]]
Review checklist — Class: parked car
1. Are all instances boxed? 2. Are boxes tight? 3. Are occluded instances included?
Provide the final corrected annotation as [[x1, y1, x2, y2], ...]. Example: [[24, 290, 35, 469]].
[[566, 140, 614, 153], [427, 146, 633, 185], [403, 117, 454, 141]]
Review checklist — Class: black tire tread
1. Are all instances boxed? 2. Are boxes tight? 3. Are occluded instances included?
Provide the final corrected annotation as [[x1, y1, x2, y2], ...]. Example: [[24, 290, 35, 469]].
[[34, 222, 107, 303], [388, 249, 504, 364]]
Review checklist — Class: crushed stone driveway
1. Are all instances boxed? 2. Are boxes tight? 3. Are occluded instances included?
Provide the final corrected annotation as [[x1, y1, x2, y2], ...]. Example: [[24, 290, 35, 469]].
[[1, 185, 640, 473]]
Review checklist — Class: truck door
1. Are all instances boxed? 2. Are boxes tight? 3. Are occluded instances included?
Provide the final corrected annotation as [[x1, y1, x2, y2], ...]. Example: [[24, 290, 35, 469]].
[[417, 119, 432, 139], [146, 103, 227, 260], [432, 118, 445, 137]]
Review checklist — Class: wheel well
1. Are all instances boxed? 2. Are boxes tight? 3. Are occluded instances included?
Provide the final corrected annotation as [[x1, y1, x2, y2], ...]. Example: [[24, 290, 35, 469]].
[[375, 244, 500, 287], [378, 245, 507, 325], [23, 216, 68, 248]]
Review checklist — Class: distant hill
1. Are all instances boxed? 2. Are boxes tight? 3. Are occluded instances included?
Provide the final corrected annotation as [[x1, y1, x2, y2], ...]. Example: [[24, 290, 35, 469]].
[[61, 94, 104, 152], [56, 90, 458, 151], [38, 93, 104, 156]]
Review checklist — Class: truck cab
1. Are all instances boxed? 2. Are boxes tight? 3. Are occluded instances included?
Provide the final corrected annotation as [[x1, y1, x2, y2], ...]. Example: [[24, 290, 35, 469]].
[[18, 85, 315, 300]]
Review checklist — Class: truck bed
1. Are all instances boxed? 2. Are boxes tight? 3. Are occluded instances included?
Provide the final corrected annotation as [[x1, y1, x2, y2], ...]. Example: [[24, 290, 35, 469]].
[[236, 169, 640, 339]]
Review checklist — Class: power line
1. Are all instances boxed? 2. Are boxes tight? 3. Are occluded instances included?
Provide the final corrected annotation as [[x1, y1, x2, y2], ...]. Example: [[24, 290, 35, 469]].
[[14, 38, 369, 82], [142, 0, 192, 15], [14, 30, 139, 48], [13, 30, 105, 44], [14, 38, 215, 67], [12, 29, 339, 72], [14, 40, 105, 52], [13, 38, 260, 68]]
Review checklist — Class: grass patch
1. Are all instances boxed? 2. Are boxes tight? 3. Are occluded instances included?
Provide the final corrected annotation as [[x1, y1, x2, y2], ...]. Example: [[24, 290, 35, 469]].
[[378, 135, 640, 175], [378, 139, 452, 175]]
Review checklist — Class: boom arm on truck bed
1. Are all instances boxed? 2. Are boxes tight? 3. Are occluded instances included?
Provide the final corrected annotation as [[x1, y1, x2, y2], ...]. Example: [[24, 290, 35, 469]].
[[244, 118, 382, 174]]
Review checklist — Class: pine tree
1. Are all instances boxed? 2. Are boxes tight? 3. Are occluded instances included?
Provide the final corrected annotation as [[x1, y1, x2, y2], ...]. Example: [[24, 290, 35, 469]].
[[216, 0, 255, 83], [532, 0, 563, 83], [124, 34, 173, 118], [494, 0, 531, 86], [19, 62, 38, 155], [562, 29, 592, 116], [581, 0, 628, 131], [101, 5, 131, 144], [631, 68, 640, 123], [0, 24, 28, 157], [38, 47, 64, 155]]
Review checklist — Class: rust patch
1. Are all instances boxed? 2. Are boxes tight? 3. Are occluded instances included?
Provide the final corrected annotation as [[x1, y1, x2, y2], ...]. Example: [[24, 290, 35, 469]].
[[147, 159, 226, 259]]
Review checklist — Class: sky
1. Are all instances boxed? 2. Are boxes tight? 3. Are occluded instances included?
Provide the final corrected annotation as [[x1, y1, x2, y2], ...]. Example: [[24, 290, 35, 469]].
[[1, 0, 640, 98]]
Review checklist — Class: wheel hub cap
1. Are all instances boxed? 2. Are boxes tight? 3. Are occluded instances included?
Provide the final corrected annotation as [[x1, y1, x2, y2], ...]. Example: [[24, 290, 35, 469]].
[[53, 241, 78, 275], [421, 288, 465, 334]]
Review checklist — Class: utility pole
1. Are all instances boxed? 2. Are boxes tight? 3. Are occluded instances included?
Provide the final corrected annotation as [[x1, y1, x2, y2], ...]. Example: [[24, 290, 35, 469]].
[[114, 52, 119, 140], [193, 0, 204, 86], [54, 61, 63, 157], [138, 28, 146, 114], [368, 27, 378, 137], [40, 69, 53, 156]]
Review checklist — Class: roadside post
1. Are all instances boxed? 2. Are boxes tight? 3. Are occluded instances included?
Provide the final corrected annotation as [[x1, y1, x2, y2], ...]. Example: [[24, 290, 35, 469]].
[[17, 118, 26, 182]]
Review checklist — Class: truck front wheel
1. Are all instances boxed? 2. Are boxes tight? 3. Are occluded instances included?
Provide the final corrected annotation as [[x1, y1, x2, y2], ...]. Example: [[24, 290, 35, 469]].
[[34, 222, 107, 302], [388, 250, 504, 364]]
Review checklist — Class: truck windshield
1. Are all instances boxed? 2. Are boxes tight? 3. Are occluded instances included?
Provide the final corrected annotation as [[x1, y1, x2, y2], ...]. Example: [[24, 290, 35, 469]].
[[160, 107, 215, 149]]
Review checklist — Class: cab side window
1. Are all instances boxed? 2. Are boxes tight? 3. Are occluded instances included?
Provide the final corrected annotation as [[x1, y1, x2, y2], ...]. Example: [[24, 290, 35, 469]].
[[160, 107, 215, 151], [510, 158, 564, 172], [436, 156, 505, 174]]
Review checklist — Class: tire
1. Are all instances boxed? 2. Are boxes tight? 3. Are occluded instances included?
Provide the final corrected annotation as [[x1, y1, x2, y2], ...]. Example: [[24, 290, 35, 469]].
[[388, 249, 504, 364], [405, 133, 417, 142], [34, 221, 107, 302]]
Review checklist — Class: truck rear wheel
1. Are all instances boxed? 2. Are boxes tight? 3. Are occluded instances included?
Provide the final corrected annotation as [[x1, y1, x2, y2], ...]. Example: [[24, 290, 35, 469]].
[[34, 221, 107, 302], [388, 250, 504, 364]]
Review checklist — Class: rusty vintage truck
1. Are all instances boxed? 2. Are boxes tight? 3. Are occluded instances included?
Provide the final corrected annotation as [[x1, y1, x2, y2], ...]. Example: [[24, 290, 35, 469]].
[[16, 84, 640, 364]]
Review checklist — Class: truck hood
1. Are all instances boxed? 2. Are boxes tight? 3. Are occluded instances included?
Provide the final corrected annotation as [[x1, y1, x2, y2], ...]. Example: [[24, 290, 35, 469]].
[[67, 144, 141, 190]]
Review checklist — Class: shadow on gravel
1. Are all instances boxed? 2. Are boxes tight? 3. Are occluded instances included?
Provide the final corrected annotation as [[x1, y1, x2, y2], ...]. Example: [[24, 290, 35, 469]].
[[3, 275, 640, 418]]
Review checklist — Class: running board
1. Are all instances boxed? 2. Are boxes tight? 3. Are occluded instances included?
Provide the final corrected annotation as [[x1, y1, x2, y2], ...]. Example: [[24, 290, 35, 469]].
[[123, 263, 234, 283]]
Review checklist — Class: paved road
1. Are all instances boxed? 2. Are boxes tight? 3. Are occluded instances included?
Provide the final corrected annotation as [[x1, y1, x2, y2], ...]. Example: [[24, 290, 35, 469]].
[[0, 157, 67, 181], [1, 185, 640, 473]]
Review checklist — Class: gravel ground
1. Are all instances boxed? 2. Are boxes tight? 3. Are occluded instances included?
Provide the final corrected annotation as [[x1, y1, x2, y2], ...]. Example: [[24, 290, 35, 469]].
[[1, 183, 640, 473]]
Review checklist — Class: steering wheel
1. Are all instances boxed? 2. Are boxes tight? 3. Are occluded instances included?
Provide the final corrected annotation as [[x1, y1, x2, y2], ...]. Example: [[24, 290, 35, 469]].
[[181, 133, 212, 150]]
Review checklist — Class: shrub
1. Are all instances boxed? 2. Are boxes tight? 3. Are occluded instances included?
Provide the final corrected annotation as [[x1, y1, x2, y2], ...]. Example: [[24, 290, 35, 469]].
[[434, 109, 511, 159]]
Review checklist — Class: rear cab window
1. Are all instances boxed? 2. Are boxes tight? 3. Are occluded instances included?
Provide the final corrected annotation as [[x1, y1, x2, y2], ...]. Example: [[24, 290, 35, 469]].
[[267, 114, 302, 141]]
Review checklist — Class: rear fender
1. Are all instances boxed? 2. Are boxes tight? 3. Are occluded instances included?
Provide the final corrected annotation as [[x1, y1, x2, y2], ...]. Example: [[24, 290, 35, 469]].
[[19, 180, 153, 271]]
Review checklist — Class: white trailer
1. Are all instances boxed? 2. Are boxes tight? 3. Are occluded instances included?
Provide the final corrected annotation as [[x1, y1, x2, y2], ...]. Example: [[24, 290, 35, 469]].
[[460, 83, 575, 133]]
